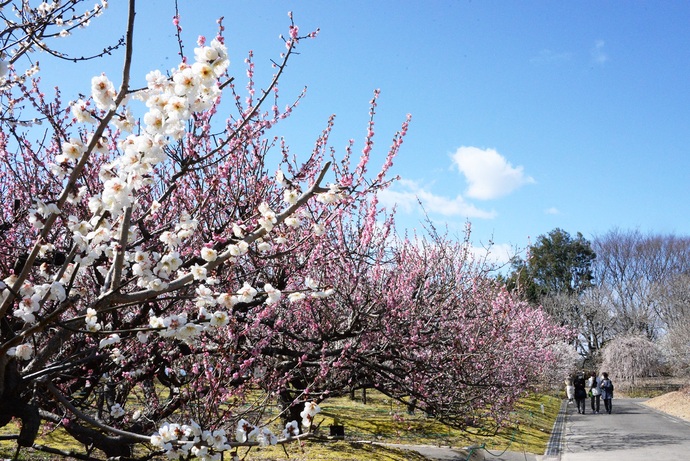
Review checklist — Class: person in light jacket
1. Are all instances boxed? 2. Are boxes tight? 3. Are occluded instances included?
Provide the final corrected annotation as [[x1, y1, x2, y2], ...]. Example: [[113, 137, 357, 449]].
[[600, 372, 614, 414], [565, 375, 575, 403], [587, 371, 601, 414]]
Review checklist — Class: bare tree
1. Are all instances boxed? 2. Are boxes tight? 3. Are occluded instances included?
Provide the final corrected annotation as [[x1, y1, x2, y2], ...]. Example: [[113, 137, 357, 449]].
[[656, 274, 690, 377], [538, 289, 612, 366], [652, 272, 690, 329], [592, 229, 690, 339]]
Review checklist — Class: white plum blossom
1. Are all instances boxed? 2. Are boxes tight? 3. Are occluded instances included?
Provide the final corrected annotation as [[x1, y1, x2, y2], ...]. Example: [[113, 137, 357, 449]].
[[33, 200, 61, 218], [91, 74, 117, 110], [283, 189, 299, 205], [256, 427, 278, 447], [312, 223, 326, 236], [7, 343, 34, 360], [157, 422, 183, 443], [190, 445, 217, 460], [155, 252, 182, 279], [264, 283, 281, 305], [175, 213, 199, 238], [257, 241, 271, 253], [282, 420, 299, 438], [136, 331, 150, 343], [258, 202, 277, 232], [28, 212, 44, 230], [159, 231, 181, 248], [191, 61, 215, 84], [85, 224, 111, 245], [110, 348, 126, 366], [300, 401, 321, 428], [206, 276, 220, 286], [206, 429, 230, 451], [13, 293, 41, 323], [287, 292, 306, 303], [149, 434, 172, 453], [216, 293, 234, 308], [68, 216, 92, 237], [71, 99, 97, 124], [182, 420, 202, 440], [37, 1, 55, 16], [147, 278, 169, 291], [200, 247, 217, 262], [110, 403, 125, 418], [194, 38, 229, 76], [228, 241, 249, 257], [176, 322, 203, 340], [316, 183, 344, 204], [99, 333, 121, 349], [190, 264, 207, 281], [102, 177, 132, 213], [232, 223, 245, 238], [236, 282, 257, 303], [195, 285, 216, 308], [60, 139, 85, 161], [151, 422, 181, 453], [49, 281, 66, 302], [85, 308, 102, 332], [113, 108, 136, 132], [145, 69, 168, 91], [210, 310, 229, 327], [284, 216, 301, 228], [235, 419, 255, 443]]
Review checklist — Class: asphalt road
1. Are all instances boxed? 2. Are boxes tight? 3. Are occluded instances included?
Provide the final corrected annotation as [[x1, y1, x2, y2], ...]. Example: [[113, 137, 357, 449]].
[[558, 397, 690, 461], [384, 397, 690, 461]]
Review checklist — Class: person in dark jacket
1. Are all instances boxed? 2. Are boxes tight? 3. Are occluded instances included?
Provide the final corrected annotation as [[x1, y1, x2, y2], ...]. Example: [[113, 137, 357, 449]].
[[573, 373, 588, 414]]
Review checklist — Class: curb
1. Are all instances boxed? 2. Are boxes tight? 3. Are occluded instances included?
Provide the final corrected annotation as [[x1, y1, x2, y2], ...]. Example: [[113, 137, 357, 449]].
[[541, 399, 567, 461]]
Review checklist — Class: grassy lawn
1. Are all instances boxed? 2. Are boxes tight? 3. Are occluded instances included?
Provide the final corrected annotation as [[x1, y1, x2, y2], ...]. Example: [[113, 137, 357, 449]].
[[0, 390, 562, 460], [313, 390, 559, 452]]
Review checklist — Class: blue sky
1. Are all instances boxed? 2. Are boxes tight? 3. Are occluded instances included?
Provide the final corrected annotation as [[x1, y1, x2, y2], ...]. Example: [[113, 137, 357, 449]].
[[38, 1, 690, 264]]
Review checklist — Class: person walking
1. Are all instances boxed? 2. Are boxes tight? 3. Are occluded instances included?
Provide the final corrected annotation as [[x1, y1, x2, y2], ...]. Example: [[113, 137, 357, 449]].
[[587, 371, 601, 413], [600, 372, 614, 414], [573, 373, 588, 414], [565, 375, 575, 404]]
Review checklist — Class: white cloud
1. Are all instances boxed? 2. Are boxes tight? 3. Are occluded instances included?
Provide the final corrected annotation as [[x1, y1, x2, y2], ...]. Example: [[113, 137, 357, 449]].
[[591, 40, 608, 64], [378, 179, 496, 219], [469, 242, 516, 268], [545, 207, 560, 215], [451, 146, 535, 200]]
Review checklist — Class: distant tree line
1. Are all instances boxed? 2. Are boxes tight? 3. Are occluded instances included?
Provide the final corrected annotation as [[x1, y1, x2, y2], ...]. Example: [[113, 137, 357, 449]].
[[503, 227, 690, 382]]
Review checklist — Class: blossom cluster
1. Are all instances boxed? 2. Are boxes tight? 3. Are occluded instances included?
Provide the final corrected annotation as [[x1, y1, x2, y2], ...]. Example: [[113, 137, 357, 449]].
[[150, 421, 231, 461], [234, 419, 277, 446], [64, 37, 229, 224], [136, 279, 328, 342], [9, 278, 66, 324], [149, 402, 319, 459]]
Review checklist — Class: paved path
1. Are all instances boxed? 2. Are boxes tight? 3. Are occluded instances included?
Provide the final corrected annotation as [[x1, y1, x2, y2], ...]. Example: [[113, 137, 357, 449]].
[[386, 396, 690, 460], [554, 397, 690, 461]]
